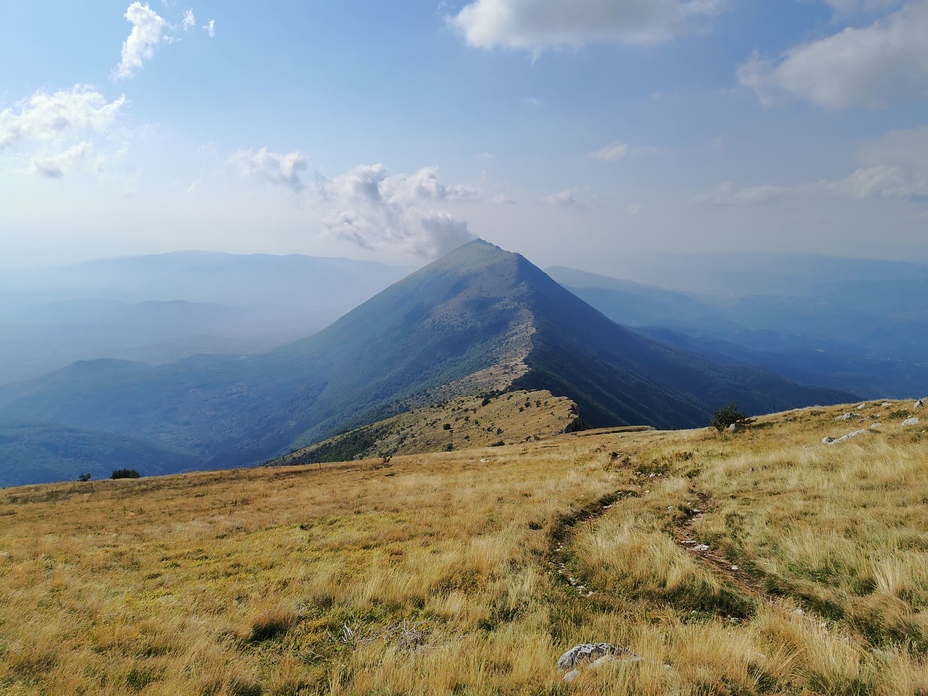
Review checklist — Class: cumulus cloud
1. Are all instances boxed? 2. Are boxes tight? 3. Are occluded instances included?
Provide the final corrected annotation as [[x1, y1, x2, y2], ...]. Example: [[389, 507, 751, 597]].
[[0, 85, 126, 178], [113, 2, 168, 80], [204, 19, 215, 38], [737, 2, 928, 109], [230, 147, 309, 192], [588, 141, 629, 162], [453, 0, 726, 51], [182, 8, 195, 29], [0, 85, 126, 150], [317, 164, 478, 258]]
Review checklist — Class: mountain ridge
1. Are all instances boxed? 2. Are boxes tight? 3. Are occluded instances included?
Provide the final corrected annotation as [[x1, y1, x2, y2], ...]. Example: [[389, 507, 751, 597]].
[[0, 240, 854, 480]]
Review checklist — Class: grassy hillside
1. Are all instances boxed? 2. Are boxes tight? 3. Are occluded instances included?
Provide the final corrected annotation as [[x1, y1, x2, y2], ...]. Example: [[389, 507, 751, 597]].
[[272, 389, 582, 464], [1, 399, 926, 694]]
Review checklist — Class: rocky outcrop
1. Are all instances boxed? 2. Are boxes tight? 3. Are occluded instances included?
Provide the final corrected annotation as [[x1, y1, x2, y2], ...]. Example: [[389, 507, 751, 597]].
[[558, 643, 644, 682], [833, 412, 861, 422], [823, 429, 869, 445]]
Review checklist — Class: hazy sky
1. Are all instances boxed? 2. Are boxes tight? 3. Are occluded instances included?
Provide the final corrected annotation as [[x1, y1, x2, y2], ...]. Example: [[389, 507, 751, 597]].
[[2, 0, 927, 273]]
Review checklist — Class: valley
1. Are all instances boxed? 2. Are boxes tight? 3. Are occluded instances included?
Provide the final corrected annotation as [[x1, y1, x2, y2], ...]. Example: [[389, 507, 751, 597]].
[[0, 241, 855, 485]]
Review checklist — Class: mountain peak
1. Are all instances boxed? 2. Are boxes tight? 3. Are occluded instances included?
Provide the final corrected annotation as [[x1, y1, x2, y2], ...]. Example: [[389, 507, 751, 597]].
[[0, 240, 853, 470]]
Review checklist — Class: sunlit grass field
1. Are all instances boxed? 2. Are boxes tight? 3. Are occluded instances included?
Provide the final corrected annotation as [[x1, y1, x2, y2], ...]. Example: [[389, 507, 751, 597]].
[[1, 400, 926, 694]]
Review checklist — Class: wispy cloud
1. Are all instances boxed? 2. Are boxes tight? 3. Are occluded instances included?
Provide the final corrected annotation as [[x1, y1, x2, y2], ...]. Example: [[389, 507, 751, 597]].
[[30, 142, 95, 178], [182, 8, 195, 30], [587, 141, 629, 162], [692, 182, 789, 206], [545, 189, 580, 207], [695, 126, 928, 204], [203, 19, 215, 38], [230, 147, 309, 192]]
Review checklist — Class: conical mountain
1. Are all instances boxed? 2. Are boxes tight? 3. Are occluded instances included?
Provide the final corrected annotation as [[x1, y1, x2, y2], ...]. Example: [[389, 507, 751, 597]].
[[0, 240, 853, 474]]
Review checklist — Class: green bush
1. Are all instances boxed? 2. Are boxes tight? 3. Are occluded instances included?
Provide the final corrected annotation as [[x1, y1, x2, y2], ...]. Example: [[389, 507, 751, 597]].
[[710, 403, 754, 432], [111, 468, 141, 479]]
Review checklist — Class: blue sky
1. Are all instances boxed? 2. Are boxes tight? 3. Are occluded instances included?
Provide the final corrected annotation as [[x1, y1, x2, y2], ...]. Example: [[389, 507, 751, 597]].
[[1, 0, 926, 273]]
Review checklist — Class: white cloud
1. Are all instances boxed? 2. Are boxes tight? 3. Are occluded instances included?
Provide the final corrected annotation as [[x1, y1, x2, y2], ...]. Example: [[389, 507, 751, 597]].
[[475, 152, 495, 160], [824, 125, 928, 198], [545, 190, 580, 207], [230, 147, 309, 192], [588, 141, 629, 162], [30, 142, 95, 178], [695, 126, 928, 204], [628, 204, 643, 216], [0, 86, 126, 178], [820, 165, 928, 199], [113, 3, 168, 80], [317, 164, 480, 258], [822, 0, 902, 13], [522, 97, 543, 107], [0, 86, 126, 150], [453, 0, 726, 51], [738, 2, 928, 109], [182, 8, 195, 29], [204, 19, 215, 38], [692, 181, 789, 206]]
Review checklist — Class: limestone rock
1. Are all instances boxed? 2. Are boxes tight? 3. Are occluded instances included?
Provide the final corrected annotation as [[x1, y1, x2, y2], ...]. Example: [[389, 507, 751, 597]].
[[557, 643, 641, 672], [558, 643, 645, 681], [826, 429, 869, 445], [833, 413, 861, 422], [902, 417, 920, 427]]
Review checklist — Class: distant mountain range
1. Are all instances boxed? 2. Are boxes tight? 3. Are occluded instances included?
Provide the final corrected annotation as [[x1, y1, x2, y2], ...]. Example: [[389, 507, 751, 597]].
[[547, 265, 928, 398], [0, 251, 412, 383], [0, 241, 853, 485]]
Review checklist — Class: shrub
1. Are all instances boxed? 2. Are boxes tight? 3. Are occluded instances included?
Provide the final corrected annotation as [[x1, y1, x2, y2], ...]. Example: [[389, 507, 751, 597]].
[[711, 403, 754, 432], [111, 468, 141, 479], [77, 473, 92, 482]]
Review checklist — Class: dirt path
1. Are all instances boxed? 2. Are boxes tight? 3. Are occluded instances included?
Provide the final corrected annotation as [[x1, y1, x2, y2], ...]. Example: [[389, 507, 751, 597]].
[[671, 489, 775, 604], [546, 489, 637, 597]]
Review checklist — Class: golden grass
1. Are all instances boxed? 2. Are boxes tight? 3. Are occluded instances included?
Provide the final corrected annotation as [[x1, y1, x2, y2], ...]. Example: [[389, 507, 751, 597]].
[[0, 399, 926, 694], [277, 389, 579, 465]]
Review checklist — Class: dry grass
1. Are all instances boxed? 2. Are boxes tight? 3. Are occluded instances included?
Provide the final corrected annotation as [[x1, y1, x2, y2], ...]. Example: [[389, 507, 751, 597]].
[[276, 389, 579, 465], [0, 399, 926, 694]]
